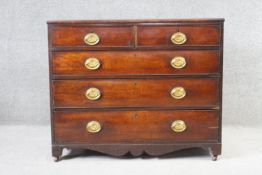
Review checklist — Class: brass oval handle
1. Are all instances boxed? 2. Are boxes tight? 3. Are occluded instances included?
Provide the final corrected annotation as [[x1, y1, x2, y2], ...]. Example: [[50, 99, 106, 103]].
[[86, 121, 101, 133], [171, 120, 187, 132], [85, 87, 101, 100], [171, 87, 186, 99], [171, 32, 187, 45], [85, 57, 101, 70], [171, 56, 186, 69], [84, 33, 100, 45]]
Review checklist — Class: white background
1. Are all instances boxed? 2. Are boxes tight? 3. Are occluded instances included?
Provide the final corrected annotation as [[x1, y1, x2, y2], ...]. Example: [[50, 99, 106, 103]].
[[0, 1, 262, 175]]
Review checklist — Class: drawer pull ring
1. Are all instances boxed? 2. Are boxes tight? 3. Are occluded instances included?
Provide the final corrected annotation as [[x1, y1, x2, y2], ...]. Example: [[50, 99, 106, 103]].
[[171, 120, 187, 132], [171, 56, 186, 69], [84, 33, 100, 45], [171, 32, 187, 45], [86, 121, 101, 133], [85, 87, 101, 100], [171, 87, 186, 99], [85, 57, 101, 70]]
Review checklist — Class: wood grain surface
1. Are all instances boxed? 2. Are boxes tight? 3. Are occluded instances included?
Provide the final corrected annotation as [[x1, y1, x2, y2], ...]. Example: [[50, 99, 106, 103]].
[[50, 26, 134, 47], [137, 25, 221, 46], [53, 78, 220, 108], [52, 50, 220, 77], [54, 110, 219, 143]]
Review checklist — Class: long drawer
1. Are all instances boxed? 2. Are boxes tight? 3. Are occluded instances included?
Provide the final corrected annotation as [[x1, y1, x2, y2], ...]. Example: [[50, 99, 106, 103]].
[[54, 110, 219, 143], [52, 50, 220, 77], [53, 78, 220, 108]]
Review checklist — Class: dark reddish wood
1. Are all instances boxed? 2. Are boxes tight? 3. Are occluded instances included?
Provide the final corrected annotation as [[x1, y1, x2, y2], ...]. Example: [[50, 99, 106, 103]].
[[218, 21, 224, 144], [50, 26, 134, 47], [53, 78, 220, 108], [52, 143, 220, 159], [52, 146, 63, 161], [48, 24, 55, 146], [137, 25, 220, 46], [47, 19, 224, 25], [209, 144, 221, 161], [54, 110, 219, 143], [52, 50, 220, 77], [51, 45, 221, 52], [48, 19, 224, 161]]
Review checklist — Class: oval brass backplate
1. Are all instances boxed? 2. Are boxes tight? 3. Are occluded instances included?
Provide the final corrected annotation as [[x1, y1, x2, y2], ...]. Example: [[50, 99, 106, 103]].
[[171, 120, 187, 132], [86, 121, 101, 133], [171, 32, 187, 45], [85, 87, 101, 100], [85, 57, 101, 70], [171, 56, 186, 69], [170, 87, 186, 99], [84, 33, 100, 45]]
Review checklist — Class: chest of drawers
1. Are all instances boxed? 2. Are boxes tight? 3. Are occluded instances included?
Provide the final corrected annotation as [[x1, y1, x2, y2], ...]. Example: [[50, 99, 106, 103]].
[[48, 19, 224, 161]]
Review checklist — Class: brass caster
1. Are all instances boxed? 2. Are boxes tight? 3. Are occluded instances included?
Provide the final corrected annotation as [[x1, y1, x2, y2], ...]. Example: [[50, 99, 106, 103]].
[[211, 155, 218, 161], [54, 156, 60, 162]]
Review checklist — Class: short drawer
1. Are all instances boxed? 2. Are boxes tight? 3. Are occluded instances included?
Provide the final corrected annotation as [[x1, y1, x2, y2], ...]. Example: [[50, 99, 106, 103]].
[[52, 50, 220, 77], [53, 78, 220, 108], [54, 110, 219, 143], [137, 25, 221, 47], [49, 26, 134, 47]]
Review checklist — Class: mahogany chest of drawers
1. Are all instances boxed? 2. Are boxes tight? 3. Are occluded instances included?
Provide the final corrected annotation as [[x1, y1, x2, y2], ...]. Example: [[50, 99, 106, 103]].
[[48, 19, 224, 161]]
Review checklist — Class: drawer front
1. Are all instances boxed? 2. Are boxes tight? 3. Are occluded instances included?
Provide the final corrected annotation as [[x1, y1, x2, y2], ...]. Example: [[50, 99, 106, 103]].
[[54, 110, 219, 143], [53, 78, 219, 108], [137, 25, 221, 46], [50, 26, 134, 47], [52, 51, 220, 77]]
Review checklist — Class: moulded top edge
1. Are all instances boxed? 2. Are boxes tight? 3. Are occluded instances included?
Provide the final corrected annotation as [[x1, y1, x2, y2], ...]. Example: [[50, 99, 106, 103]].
[[47, 18, 225, 25]]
